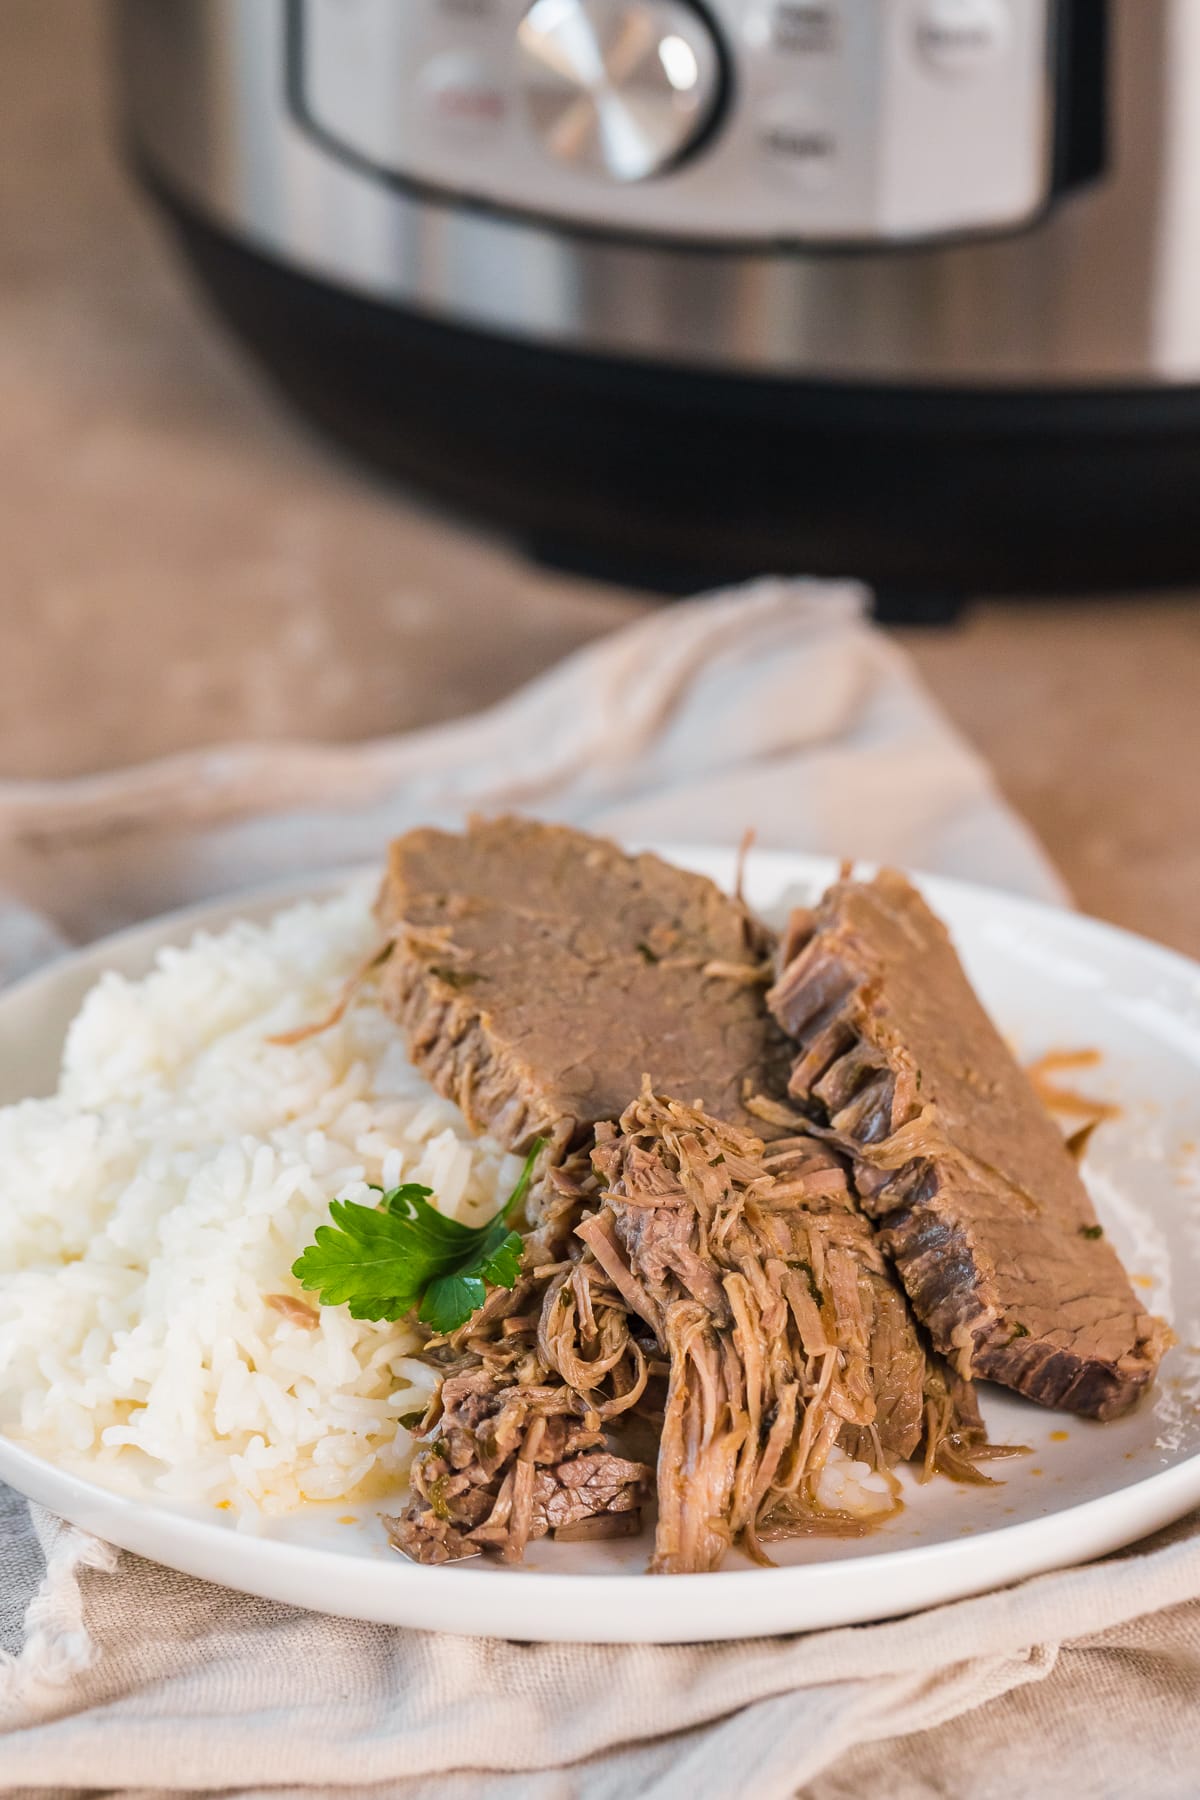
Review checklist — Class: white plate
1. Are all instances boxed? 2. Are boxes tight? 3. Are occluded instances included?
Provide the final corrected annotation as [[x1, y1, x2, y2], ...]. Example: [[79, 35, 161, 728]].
[[2, 849, 1200, 1644]]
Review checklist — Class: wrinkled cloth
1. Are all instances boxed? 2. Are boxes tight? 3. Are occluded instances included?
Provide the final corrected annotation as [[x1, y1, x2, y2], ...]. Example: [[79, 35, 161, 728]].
[[3, 1505, 1200, 1799], [9, 576, 1175, 1800], [0, 581, 1062, 977]]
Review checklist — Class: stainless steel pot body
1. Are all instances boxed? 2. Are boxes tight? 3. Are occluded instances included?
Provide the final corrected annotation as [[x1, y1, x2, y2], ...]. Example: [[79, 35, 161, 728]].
[[113, 0, 1200, 387]]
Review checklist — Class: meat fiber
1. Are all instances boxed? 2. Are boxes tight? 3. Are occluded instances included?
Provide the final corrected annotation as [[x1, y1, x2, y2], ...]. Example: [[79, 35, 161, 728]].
[[586, 1088, 919, 1572], [768, 869, 1167, 1420], [384, 1367, 650, 1565]]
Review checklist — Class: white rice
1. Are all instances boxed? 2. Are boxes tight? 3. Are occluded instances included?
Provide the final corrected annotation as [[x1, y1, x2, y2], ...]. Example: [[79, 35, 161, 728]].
[[815, 1447, 898, 1519], [0, 883, 523, 1519]]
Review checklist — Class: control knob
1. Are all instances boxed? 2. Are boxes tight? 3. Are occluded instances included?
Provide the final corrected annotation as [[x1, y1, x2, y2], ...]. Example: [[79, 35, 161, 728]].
[[517, 0, 723, 183]]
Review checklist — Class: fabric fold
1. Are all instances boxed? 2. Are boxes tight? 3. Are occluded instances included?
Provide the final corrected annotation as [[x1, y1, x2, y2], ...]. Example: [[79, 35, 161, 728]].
[[1, 1508, 1199, 1794], [0, 582, 1063, 956]]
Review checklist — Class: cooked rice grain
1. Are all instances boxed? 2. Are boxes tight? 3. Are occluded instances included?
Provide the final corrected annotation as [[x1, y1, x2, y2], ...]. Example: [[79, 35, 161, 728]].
[[0, 885, 522, 1517]]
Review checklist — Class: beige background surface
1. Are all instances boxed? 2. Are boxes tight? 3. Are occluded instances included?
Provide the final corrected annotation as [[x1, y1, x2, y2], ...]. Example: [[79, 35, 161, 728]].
[[1, 0, 1197, 953]]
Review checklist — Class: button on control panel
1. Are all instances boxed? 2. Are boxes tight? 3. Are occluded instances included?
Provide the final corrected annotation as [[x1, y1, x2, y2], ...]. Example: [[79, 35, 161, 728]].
[[757, 101, 839, 190], [291, 0, 1056, 243], [418, 50, 509, 134], [762, 2, 840, 57], [434, 0, 499, 16], [915, 0, 1012, 73]]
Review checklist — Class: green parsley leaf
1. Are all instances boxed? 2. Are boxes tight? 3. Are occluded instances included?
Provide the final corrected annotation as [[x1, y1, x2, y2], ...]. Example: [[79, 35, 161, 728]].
[[291, 1141, 543, 1333], [421, 1273, 487, 1334]]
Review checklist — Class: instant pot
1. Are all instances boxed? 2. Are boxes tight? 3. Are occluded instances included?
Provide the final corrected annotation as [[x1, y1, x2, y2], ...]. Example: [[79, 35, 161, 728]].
[[113, 0, 1200, 597]]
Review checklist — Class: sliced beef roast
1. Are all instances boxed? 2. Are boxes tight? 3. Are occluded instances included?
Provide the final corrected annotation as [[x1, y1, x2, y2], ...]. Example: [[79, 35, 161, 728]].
[[377, 817, 789, 1157], [768, 870, 1167, 1420]]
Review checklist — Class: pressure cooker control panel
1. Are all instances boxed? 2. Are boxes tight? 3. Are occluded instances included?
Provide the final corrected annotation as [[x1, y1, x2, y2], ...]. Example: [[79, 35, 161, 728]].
[[290, 0, 1057, 243]]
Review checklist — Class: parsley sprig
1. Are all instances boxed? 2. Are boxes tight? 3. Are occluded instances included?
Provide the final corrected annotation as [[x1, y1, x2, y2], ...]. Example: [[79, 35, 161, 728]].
[[292, 1141, 542, 1334]]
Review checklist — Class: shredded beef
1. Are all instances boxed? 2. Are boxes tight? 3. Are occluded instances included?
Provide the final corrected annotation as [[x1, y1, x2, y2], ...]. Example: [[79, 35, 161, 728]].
[[587, 1088, 921, 1572], [384, 1367, 651, 1565]]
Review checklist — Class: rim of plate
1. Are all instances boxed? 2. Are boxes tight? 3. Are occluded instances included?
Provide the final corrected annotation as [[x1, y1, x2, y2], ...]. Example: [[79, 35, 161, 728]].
[[3, 1431, 1199, 1643]]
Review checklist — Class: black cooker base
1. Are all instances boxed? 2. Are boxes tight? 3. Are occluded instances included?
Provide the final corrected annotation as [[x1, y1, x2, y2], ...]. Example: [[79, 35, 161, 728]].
[[150, 180, 1200, 607]]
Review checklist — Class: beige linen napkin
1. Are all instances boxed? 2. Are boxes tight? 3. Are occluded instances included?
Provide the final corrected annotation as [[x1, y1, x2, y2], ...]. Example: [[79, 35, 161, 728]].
[[0, 580, 1062, 967], [7, 578, 1194, 1800], [3, 1506, 1200, 1798]]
